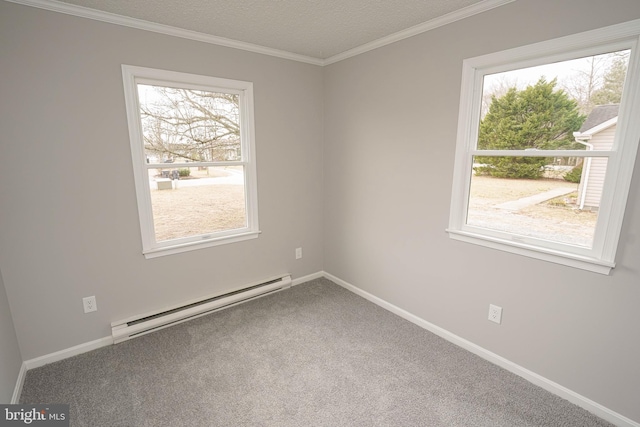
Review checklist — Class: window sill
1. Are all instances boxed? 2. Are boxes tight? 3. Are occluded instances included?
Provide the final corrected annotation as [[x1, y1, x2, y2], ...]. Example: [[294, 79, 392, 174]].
[[446, 229, 614, 275], [143, 231, 260, 259]]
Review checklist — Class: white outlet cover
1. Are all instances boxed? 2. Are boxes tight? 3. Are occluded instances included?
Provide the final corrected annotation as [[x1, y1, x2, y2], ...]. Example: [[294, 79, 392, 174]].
[[488, 304, 502, 324], [83, 296, 97, 313]]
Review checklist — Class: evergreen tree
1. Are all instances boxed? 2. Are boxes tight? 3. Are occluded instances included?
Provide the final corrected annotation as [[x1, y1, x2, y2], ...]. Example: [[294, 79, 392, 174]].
[[476, 78, 585, 179]]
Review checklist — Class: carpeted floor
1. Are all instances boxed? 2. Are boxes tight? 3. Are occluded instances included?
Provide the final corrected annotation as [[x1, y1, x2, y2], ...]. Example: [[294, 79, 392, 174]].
[[21, 278, 612, 426]]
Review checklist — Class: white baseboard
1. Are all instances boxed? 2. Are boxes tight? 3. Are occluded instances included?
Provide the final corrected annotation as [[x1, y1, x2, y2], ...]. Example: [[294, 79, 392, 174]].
[[10, 362, 27, 404], [292, 271, 324, 286], [24, 336, 113, 371], [16, 272, 317, 381], [11, 273, 321, 399], [12, 336, 111, 403], [13, 272, 637, 427], [322, 271, 640, 427]]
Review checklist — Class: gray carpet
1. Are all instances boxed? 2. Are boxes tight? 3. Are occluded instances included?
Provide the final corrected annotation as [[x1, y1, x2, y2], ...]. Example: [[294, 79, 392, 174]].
[[21, 278, 612, 426]]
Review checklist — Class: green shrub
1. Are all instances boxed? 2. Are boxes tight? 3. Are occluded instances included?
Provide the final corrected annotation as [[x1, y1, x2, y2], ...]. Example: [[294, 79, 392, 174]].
[[178, 168, 191, 177], [563, 165, 582, 183]]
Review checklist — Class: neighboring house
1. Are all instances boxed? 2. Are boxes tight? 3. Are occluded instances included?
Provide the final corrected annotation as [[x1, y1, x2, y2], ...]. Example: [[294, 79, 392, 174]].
[[573, 104, 619, 210]]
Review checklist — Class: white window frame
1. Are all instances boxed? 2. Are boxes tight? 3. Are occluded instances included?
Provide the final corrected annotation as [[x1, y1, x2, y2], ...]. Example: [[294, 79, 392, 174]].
[[122, 65, 260, 258], [448, 20, 640, 275]]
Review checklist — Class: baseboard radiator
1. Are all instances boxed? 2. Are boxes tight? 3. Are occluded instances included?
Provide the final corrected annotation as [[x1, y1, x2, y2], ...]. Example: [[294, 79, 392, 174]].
[[111, 274, 292, 344]]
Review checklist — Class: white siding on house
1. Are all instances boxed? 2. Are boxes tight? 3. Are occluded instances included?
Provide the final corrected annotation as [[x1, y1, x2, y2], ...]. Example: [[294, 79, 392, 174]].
[[578, 125, 616, 209], [582, 158, 608, 208], [590, 126, 617, 148]]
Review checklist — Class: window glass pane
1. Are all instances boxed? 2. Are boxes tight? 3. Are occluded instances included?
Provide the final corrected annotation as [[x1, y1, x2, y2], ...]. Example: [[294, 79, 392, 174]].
[[148, 166, 247, 242], [137, 84, 241, 163], [467, 156, 605, 248], [478, 50, 629, 151]]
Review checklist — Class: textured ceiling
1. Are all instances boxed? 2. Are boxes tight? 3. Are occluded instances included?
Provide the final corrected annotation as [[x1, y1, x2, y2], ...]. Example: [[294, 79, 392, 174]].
[[51, 0, 488, 60]]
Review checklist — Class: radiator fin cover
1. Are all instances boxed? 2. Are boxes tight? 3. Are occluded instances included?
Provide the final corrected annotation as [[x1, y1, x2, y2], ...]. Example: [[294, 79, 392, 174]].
[[111, 275, 291, 343]]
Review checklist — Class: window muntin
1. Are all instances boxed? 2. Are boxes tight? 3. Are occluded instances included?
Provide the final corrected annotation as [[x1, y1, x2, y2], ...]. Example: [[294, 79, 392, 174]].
[[448, 21, 640, 274], [122, 66, 259, 258]]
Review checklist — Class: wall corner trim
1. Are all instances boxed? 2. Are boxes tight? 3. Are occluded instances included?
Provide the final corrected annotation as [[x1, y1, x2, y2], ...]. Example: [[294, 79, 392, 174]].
[[321, 271, 640, 427]]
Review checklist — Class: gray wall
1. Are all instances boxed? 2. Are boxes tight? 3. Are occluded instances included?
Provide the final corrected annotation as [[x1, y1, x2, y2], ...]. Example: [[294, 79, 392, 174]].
[[323, 0, 640, 423], [0, 2, 324, 360], [2, 0, 640, 423], [0, 268, 22, 403]]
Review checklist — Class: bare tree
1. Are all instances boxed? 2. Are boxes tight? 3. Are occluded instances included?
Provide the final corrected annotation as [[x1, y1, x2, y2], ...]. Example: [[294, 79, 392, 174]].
[[560, 51, 629, 114], [590, 55, 628, 106], [139, 86, 241, 163]]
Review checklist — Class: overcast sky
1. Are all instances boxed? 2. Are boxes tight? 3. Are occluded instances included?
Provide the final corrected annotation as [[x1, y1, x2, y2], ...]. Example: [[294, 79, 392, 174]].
[[482, 49, 630, 97]]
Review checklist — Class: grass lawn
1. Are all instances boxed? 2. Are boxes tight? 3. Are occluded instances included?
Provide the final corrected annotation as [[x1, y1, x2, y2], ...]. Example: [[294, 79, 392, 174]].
[[467, 176, 598, 247], [151, 183, 246, 242], [148, 174, 598, 248]]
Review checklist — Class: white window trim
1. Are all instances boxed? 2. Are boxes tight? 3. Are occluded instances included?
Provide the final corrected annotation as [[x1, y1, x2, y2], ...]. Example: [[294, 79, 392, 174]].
[[122, 65, 260, 258], [448, 20, 640, 275]]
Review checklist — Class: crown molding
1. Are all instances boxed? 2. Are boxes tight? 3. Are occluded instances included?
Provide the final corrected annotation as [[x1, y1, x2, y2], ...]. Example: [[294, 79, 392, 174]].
[[323, 0, 517, 65], [4, 0, 325, 66], [5, 0, 515, 66]]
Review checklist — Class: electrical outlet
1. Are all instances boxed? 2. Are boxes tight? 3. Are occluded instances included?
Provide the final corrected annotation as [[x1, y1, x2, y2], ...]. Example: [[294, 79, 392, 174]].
[[488, 304, 502, 324], [83, 296, 97, 313], [295, 247, 302, 259]]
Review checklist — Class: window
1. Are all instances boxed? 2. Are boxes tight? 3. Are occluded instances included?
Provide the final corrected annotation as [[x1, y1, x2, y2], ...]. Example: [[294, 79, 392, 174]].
[[448, 20, 640, 274], [122, 66, 259, 258]]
